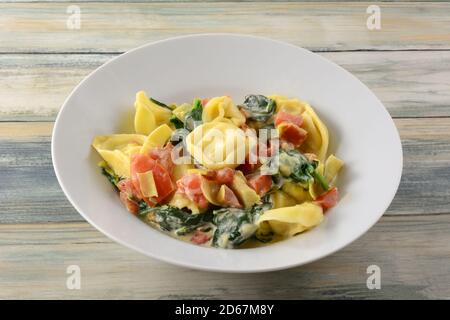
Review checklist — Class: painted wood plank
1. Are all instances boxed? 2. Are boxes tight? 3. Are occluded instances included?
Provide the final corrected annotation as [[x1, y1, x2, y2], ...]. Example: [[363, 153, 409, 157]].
[[2, 1, 447, 3], [1, 51, 450, 121], [0, 118, 449, 224], [0, 2, 449, 53], [0, 214, 449, 299]]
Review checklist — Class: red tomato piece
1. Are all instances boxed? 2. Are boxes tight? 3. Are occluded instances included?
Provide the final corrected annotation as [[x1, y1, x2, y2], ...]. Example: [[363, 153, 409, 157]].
[[237, 160, 258, 175], [201, 98, 209, 106], [130, 154, 156, 198], [151, 162, 175, 203], [274, 110, 303, 127], [117, 178, 140, 200], [315, 187, 339, 210], [247, 175, 272, 196], [190, 230, 211, 245], [216, 168, 234, 185], [148, 143, 174, 172], [177, 174, 209, 209], [279, 123, 308, 147], [130, 153, 175, 206], [119, 190, 139, 215]]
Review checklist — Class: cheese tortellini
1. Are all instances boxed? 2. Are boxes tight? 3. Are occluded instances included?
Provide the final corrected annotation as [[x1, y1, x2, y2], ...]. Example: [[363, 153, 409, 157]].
[[257, 202, 323, 237], [202, 96, 246, 127], [92, 134, 146, 178], [186, 121, 254, 169], [134, 91, 172, 135]]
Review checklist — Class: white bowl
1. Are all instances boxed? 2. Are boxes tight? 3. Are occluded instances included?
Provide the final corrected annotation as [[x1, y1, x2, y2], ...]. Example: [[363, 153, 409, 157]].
[[52, 34, 402, 272]]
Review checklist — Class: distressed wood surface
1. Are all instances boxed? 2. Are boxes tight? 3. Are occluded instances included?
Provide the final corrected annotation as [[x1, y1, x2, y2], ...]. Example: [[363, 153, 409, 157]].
[[0, 2, 450, 53], [1, 214, 449, 299], [2, 51, 450, 121], [3, 0, 450, 2], [1, 118, 449, 224]]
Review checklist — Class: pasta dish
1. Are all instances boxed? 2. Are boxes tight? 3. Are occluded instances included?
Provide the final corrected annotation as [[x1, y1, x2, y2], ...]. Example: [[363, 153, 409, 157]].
[[92, 91, 343, 248]]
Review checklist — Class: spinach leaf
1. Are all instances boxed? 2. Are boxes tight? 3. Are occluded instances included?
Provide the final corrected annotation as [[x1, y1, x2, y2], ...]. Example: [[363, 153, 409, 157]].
[[239, 94, 276, 122], [279, 149, 329, 190], [149, 97, 172, 110], [184, 99, 203, 131], [212, 203, 271, 248], [170, 115, 184, 129], [139, 205, 211, 235], [100, 165, 120, 189]]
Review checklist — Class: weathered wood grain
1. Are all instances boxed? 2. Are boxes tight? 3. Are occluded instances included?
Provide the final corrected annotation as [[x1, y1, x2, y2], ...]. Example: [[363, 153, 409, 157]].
[[2, 1, 447, 3], [2, 51, 450, 121], [0, 214, 449, 299], [0, 118, 449, 224], [0, 2, 449, 53]]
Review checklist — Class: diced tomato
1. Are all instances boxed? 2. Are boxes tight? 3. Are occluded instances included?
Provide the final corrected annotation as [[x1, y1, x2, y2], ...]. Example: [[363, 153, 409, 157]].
[[190, 230, 211, 245], [201, 98, 209, 106], [148, 143, 174, 172], [220, 185, 242, 208], [130, 153, 175, 206], [237, 142, 271, 175], [119, 191, 139, 214], [204, 168, 235, 185], [237, 160, 259, 175], [216, 168, 234, 184], [247, 175, 272, 196], [279, 123, 308, 147], [204, 170, 217, 180], [257, 141, 276, 160], [315, 187, 339, 210], [130, 154, 156, 198], [151, 162, 175, 203], [177, 174, 209, 209], [117, 179, 140, 200], [274, 110, 303, 127]]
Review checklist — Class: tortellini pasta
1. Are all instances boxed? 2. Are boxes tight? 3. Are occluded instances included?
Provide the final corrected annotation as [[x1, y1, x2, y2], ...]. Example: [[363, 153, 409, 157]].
[[269, 95, 307, 115], [140, 124, 173, 154], [92, 134, 146, 178], [257, 202, 323, 237], [134, 91, 172, 135], [324, 154, 344, 185], [202, 96, 246, 127], [186, 121, 254, 169], [300, 104, 329, 162]]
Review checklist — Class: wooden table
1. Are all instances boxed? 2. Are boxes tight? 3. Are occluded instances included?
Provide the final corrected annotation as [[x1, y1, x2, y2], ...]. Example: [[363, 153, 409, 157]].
[[1, 1, 449, 299]]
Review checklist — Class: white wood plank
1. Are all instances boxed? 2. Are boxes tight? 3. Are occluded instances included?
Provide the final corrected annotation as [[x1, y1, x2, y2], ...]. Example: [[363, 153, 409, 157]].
[[1, 51, 450, 121], [1, 215, 449, 299], [0, 2, 449, 53]]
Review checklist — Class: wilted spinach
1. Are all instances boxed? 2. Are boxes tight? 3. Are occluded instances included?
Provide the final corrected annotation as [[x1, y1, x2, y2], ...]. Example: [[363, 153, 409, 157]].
[[170, 115, 184, 129], [100, 165, 121, 189], [279, 149, 329, 190], [139, 205, 212, 236], [184, 99, 203, 131], [239, 94, 276, 122], [212, 203, 272, 248], [149, 97, 172, 110]]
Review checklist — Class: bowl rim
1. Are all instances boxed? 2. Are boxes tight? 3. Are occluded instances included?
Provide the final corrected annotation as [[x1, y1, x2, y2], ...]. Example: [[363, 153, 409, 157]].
[[51, 33, 403, 273]]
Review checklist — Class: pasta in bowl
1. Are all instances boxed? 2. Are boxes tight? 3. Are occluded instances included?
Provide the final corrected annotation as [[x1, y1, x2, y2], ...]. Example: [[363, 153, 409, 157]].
[[92, 91, 344, 248], [52, 34, 402, 272]]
